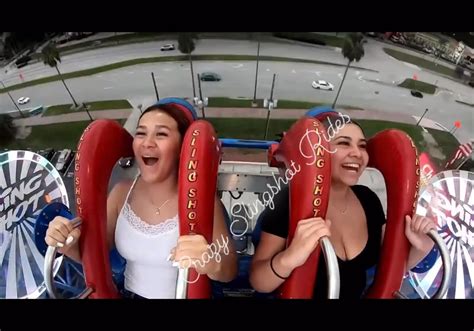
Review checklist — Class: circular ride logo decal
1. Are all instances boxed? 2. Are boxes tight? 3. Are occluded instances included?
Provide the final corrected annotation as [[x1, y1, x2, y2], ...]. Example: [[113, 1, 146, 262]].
[[0, 150, 69, 299], [410, 170, 474, 299]]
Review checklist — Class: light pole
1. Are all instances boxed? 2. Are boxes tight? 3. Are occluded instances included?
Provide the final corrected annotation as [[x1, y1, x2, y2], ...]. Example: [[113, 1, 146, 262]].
[[252, 41, 261, 107], [81, 102, 93, 122], [151, 72, 160, 101], [194, 73, 208, 119], [263, 73, 278, 140], [416, 108, 429, 126]]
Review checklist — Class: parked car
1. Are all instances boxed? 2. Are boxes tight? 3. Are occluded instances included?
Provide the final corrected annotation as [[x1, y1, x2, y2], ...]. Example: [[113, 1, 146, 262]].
[[160, 44, 175, 51], [17, 97, 30, 104], [55, 149, 74, 174], [410, 90, 423, 98], [15, 55, 31, 68], [200, 72, 222, 81], [65, 158, 76, 178], [311, 80, 334, 91]]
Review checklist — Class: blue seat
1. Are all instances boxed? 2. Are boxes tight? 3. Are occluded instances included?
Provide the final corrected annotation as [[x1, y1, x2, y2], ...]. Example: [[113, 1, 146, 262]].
[[110, 248, 126, 292]]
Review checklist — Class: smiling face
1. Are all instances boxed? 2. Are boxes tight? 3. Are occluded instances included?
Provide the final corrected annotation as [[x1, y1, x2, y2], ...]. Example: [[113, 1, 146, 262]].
[[329, 123, 369, 186], [132, 110, 183, 183]]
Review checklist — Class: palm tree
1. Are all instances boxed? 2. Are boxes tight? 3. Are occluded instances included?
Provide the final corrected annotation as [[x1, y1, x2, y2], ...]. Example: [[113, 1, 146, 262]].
[[332, 33, 365, 108], [0, 113, 17, 147], [41, 43, 78, 107], [178, 33, 198, 98]]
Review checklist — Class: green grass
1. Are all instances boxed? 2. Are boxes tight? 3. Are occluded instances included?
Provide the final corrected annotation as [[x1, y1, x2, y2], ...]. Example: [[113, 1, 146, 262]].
[[44, 99, 132, 116], [310, 34, 346, 48], [425, 128, 460, 166], [398, 79, 437, 94], [1, 55, 377, 95], [5, 119, 126, 150], [5, 116, 458, 167], [38, 33, 275, 57], [207, 118, 296, 140], [207, 97, 364, 110], [357, 119, 459, 167], [209, 118, 459, 165], [207, 97, 254, 108], [273, 32, 345, 48], [58, 33, 164, 53], [383, 48, 457, 79], [357, 119, 425, 148]]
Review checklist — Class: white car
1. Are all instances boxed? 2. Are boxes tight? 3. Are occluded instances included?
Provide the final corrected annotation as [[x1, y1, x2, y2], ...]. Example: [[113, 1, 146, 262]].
[[160, 44, 175, 51], [311, 80, 334, 91], [17, 97, 30, 104]]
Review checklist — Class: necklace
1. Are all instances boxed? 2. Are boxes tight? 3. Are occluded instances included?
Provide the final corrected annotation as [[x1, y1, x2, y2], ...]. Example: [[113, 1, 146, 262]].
[[331, 191, 350, 214], [151, 197, 173, 215]]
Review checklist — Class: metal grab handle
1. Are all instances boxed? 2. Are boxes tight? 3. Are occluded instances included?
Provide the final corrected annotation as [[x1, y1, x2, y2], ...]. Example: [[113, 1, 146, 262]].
[[320, 237, 340, 299], [394, 229, 452, 299], [175, 268, 189, 299], [427, 229, 452, 299], [44, 245, 94, 299]]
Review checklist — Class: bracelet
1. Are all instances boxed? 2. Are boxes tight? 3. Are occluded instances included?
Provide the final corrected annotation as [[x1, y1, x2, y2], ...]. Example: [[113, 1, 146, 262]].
[[270, 252, 289, 280], [411, 246, 439, 273]]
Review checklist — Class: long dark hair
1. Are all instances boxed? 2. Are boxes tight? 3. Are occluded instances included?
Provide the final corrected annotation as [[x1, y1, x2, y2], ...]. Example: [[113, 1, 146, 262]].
[[138, 104, 192, 138]]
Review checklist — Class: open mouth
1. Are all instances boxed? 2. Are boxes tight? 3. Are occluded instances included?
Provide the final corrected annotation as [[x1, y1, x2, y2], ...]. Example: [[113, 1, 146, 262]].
[[142, 156, 159, 166], [341, 163, 360, 172]]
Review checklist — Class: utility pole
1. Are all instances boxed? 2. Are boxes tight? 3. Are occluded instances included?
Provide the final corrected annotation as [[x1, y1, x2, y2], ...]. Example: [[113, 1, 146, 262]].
[[197, 73, 206, 119], [264, 73, 277, 140], [193, 74, 208, 119], [416, 108, 429, 126], [151, 72, 160, 101], [82, 102, 93, 122], [252, 41, 261, 107]]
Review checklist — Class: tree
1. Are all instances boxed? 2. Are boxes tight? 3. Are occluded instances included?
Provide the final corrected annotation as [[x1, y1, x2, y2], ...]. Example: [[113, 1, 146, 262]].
[[0, 113, 17, 147], [41, 43, 78, 107], [332, 33, 365, 108], [178, 33, 198, 98]]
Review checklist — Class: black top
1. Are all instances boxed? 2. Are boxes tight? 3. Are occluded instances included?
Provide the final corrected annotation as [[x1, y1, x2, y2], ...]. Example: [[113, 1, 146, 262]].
[[260, 185, 386, 299]]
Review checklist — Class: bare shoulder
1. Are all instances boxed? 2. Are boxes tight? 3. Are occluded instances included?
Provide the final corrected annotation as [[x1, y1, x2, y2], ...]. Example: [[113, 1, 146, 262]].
[[109, 180, 134, 206]]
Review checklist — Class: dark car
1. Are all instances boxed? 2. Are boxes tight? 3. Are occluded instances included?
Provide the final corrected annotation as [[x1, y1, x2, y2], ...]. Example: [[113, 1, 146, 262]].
[[410, 90, 423, 98], [119, 157, 134, 168], [15, 55, 31, 68], [200, 72, 221, 82]]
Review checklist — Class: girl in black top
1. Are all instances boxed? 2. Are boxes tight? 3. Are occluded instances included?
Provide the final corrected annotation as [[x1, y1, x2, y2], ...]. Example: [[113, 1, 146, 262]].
[[249, 113, 437, 299]]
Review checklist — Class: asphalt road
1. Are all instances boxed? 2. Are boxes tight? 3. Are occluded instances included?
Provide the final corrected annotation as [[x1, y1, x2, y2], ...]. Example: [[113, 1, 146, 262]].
[[1, 39, 472, 142]]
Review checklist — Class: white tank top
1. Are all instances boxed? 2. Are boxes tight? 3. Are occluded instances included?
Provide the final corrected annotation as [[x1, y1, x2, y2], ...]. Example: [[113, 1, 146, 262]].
[[115, 176, 179, 298]]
